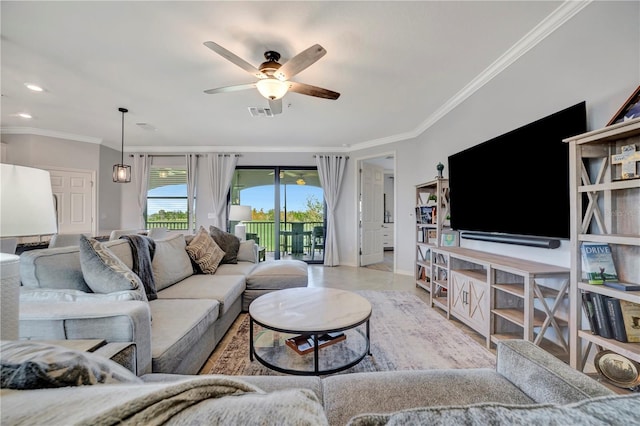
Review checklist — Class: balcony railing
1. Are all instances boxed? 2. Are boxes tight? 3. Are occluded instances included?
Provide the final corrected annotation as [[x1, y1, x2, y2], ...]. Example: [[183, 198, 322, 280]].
[[145, 220, 323, 253]]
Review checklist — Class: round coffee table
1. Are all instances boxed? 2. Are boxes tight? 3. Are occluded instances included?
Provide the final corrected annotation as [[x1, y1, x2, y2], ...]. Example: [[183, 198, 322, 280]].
[[249, 287, 372, 375]]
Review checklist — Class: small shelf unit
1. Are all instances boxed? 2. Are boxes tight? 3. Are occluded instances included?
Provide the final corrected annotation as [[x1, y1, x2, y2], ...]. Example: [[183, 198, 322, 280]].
[[414, 178, 452, 310]]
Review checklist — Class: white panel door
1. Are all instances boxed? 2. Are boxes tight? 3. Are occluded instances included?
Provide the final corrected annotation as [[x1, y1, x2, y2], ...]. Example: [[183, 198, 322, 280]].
[[360, 162, 384, 266], [48, 168, 95, 235]]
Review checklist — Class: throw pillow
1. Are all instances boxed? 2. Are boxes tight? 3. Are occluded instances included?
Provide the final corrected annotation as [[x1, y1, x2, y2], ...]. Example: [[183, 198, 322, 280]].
[[209, 226, 240, 264], [78, 235, 147, 301], [151, 233, 194, 291], [0, 340, 143, 389], [186, 226, 226, 274], [237, 239, 257, 263]]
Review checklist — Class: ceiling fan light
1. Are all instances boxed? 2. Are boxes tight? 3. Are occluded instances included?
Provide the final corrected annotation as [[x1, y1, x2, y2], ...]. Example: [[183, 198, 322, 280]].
[[256, 78, 288, 100], [296, 178, 306, 185]]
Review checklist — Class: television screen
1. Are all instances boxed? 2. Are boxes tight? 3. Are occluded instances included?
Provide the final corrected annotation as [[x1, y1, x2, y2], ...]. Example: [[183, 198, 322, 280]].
[[448, 101, 586, 241]]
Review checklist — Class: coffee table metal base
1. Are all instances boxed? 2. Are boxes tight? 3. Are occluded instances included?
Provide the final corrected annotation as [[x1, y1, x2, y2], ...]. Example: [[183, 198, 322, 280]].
[[249, 317, 371, 376]]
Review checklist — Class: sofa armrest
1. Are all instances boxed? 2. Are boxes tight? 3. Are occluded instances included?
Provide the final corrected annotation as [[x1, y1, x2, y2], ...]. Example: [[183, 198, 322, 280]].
[[19, 301, 152, 375], [496, 340, 613, 404]]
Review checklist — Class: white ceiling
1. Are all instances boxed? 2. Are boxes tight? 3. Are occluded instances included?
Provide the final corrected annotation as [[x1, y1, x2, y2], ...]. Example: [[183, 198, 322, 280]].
[[1, 1, 578, 153]]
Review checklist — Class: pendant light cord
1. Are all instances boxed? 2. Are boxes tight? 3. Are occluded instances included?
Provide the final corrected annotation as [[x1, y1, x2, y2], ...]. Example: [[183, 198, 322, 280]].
[[119, 107, 128, 164]]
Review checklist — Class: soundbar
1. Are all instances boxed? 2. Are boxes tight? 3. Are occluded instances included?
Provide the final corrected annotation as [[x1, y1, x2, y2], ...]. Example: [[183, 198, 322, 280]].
[[460, 232, 561, 249]]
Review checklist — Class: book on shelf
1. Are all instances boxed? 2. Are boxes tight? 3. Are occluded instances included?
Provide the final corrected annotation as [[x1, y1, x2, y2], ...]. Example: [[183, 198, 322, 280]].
[[590, 293, 613, 339], [416, 206, 434, 224], [580, 242, 619, 285], [619, 300, 640, 343], [605, 297, 628, 343], [603, 282, 640, 291], [581, 291, 598, 335]]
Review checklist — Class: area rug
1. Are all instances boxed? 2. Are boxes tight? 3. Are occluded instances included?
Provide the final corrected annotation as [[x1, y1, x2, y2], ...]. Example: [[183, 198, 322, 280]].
[[203, 290, 496, 376]]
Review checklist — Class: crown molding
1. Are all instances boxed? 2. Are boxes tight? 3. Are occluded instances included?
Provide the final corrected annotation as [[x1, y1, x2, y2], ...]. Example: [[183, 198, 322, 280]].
[[0, 127, 102, 144]]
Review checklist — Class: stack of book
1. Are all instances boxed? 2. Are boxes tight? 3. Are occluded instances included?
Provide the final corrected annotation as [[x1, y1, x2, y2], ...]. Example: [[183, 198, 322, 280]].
[[582, 292, 640, 343]]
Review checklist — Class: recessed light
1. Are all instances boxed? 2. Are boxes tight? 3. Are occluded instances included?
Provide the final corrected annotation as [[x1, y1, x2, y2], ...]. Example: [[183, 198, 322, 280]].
[[24, 83, 44, 92], [18, 113, 32, 119]]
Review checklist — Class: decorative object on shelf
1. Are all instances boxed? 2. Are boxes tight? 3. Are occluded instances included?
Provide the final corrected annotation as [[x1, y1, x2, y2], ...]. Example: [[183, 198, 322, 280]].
[[594, 350, 640, 390], [436, 162, 444, 178], [440, 231, 459, 247], [607, 85, 640, 126], [604, 282, 640, 291], [611, 144, 640, 180], [113, 107, 131, 183], [580, 242, 618, 284], [620, 300, 640, 343], [0, 164, 58, 340]]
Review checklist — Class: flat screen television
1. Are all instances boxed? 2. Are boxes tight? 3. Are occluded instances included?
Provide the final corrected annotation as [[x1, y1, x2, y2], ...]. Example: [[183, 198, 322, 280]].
[[448, 101, 586, 246]]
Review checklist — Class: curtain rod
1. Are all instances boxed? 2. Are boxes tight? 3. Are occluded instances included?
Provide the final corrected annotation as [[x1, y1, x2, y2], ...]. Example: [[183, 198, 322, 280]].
[[129, 154, 242, 158], [313, 155, 349, 159]]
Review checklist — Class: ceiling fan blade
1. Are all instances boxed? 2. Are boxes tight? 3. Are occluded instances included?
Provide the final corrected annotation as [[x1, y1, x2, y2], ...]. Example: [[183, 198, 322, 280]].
[[288, 81, 340, 100], [274, 44, 326, 81], [203, 41, 266, 79], [204, 83, 256, 95], [268, 98, 283, 115]]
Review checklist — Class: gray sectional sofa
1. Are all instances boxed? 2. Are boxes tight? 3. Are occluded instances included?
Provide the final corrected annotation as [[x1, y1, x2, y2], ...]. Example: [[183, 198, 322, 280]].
[[1, 339, 637, 425], [17, 232, 308, 375]]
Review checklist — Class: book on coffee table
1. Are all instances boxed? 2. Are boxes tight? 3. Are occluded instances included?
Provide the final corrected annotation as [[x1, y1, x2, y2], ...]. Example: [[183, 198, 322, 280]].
[[286, 332, 346, 355]]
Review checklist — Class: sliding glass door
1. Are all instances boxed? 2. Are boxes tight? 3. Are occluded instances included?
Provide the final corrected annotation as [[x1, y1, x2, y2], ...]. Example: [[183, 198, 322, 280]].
[[231, 167, 325, 263]]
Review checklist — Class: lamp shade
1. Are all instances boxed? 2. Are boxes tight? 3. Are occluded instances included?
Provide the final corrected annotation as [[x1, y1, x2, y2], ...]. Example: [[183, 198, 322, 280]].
[[229, 205, 252, 222], [1, 164, 58, 237], [0, 164, 57, 341]]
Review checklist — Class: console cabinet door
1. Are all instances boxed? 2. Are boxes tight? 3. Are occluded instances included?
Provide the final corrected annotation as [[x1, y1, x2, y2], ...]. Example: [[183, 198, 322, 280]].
[[449, 271, 468, 320], [449, 271, 488, 337], [467, 278, 489, 333]]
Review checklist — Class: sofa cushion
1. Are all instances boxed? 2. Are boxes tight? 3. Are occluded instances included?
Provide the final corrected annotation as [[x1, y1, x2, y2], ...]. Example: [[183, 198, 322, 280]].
[[148, 299, 220, 373], [78, 235, 147, 301], [323, 369, 533, 426], [209, 226, 240, 264], [157, 274, 245, 315], [0, 340, 142, 389], [215, 261, 258, 276], [246, 259, 308, 290], [151, 234, 193, 291], [346, 393, 640, 426], [186, 226, 225, 274], [19, 245, 90, 292]]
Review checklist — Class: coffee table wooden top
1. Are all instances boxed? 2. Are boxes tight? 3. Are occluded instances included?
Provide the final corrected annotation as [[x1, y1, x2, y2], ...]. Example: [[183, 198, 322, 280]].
[[249, 287, 372, 332]]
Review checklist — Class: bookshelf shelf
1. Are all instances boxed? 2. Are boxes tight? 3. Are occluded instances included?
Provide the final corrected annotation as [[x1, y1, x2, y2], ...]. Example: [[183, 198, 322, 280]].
[[565, 118, 640, 375]]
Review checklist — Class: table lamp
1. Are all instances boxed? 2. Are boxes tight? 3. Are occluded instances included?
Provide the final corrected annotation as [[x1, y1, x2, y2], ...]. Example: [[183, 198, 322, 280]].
[[0, 164, 58, 340], [229, 205, 252, 241]]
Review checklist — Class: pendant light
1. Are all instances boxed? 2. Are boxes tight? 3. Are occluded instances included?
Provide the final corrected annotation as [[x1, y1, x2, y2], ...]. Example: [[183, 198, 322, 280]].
[[112, 107, 131, 183]]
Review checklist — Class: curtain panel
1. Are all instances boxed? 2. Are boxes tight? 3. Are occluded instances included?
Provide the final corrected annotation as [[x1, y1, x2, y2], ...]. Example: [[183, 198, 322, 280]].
[[132, 154, 150, 229], [315, 154, 348, 266], [186, 154, 198, 232], [206, 154, 239, 229]]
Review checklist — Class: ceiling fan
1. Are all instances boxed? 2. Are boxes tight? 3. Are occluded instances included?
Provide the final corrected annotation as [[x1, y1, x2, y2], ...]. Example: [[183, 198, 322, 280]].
[[203, 41, 340, 114]]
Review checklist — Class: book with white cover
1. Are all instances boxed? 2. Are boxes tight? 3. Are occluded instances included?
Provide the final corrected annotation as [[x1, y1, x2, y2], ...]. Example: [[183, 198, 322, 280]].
[[580, 242, 619, 284]]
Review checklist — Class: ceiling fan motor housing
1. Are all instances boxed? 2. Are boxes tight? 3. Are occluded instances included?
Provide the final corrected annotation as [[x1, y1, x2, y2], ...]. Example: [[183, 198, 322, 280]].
[[259, 51, 282, 75]]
